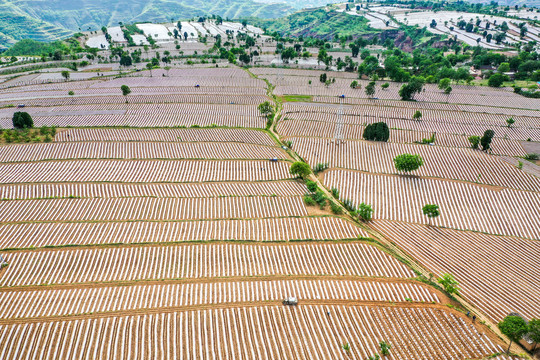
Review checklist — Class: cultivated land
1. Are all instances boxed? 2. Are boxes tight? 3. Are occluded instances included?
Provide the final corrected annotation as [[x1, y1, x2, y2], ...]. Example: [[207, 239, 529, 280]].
[[0, 61, 536, 359]]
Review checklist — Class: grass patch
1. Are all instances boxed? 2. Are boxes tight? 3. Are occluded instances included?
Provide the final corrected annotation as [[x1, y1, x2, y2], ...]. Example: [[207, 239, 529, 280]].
[[279, 95, 313, 103]]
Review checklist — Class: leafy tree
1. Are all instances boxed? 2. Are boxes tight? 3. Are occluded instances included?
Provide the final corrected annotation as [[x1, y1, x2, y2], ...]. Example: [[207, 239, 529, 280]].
[[120, 85, 131, 103], [381, 83, 389, 89], [393, 154, 423, 173], [498, 315, 529, 354], [497, 62, 510, 73], [529, 318, 540, 351], [258, 101, 273, 118], [363, 122, 389, 142], [12, 112, 34, 129], [422, 204, 440, 225], [480, 130, 495, 151], [290, 161, 312, 179], [319, 73, 327, 83], [437, 273, 460, 295], [281, 47, 297, 63], [61, 70, 70, 81], [306, 180, 318, 193], [355, 203, 373, 221], [444, 86, 452, 95], [506, 117, 515, 128], [413, 110, 422, 121], [350, 80, 359, 89], [488, 73, 505, 87], [120, 55, 132, 67], [379, 341, 391, 355], [399, 77, 425, 101], [438, 78, 451, 90], [365, 81, 376, 98], [468, 136, 481, 149]]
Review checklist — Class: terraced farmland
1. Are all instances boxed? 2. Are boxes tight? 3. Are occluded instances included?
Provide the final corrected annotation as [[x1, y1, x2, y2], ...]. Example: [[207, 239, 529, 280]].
[[0, 306, 503, 360], [372, 221, 540, 322]]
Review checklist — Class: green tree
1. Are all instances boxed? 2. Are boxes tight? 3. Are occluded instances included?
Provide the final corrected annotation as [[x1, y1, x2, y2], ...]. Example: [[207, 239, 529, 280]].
[[120, 85, 131, 103], [468, 136, 481, 149], [444, 86, 452, 95], [379, 341, 391, 355], [480, 130, 495, 151], [488, 73, 505, 87], [497, 62, 510, 73], [363, 122, 389, 142], [61, 70, 70, 81], [529, 318, 540, 351], [393, 154, 423, 173], [365, 81, 376, 98], [350, 80, 359, 89], [290, 161, 312, 179], [120, 55, 132, 67], [306, 181, 318, 193], [399, 77, 425, 100], [355, 202, 373, 221], [498, 315, 529, 354], [438, 78, 451, 90], [506, 117, 515, 128], [437, 273, 460, 295], [319, 73, 327, 83], [413, 110, 422, 121], [258, 101, 273, 118], [422, 204, 440, 225], [12, 112, 34, 129]]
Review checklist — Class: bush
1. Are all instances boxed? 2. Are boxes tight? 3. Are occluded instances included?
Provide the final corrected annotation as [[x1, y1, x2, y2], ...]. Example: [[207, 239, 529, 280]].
[[331, 187, 339, 198], [306, 180, 318, 192], [525, 153, 539, 160], [313, 162, 329, 174], [363, 122, 389, 142], [12, 112, 34, 129], [355, 202, 373, 221], [330, 201, 343, 214], [468, 135, 480, 149], [303, 195, 316, 206], [313, 190, 327, 206]]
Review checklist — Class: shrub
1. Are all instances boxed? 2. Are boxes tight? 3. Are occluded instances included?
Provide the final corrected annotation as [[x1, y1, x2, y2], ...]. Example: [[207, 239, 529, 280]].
[[355, 202, 373, 221], [313, 190, 327, 207], [330, 201, 343, 214], [12, 112, 33, 129], [525, 153, 539, 160], [438, 273, 460, 295], [363, 122, 389, 142], [306, 180, 318, 192], [468, 135, 480, 149], [381, 82, 389, 89], [331, 187, 339, 198], [303, 195, 316, 206], [393, 154, 423, 173], [313, 162, 329, 174]]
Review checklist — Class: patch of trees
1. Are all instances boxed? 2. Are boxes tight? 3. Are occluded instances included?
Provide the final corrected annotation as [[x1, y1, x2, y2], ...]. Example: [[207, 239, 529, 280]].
[[363, 122, 389, 142]]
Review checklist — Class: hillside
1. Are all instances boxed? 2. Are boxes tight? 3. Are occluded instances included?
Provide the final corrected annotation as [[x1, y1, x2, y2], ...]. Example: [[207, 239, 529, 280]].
[[0, 0, 294, 49]]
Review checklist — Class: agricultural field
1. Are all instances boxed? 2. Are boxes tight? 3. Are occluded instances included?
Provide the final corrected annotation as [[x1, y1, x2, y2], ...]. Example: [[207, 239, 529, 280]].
[[0, 60, 535, 359]]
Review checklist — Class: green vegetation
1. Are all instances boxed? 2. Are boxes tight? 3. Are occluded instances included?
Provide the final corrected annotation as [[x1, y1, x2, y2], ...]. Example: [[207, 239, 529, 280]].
[[393, 153, 424, 173], [12, 112, 33, 129], [363, 122, 390, 142], [437, 273, 460, 296], [498, 315, 529, 354], [290, 161, 311, 179], [354, 203, 373, 222], [422, 204, 440, 225]]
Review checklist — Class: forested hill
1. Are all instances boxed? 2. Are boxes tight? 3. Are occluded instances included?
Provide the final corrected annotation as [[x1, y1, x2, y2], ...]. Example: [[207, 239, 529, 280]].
[[0, 0, 294, 49]]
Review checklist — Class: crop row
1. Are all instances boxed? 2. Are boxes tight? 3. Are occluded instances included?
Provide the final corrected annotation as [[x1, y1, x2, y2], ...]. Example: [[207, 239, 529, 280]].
[[278, 119, 527, 156], [89, 76, 265, 89], [325, 170, 540, 240], [291, 137, 540, 192], [312, 95, 540, 118], [0, 181, 306, 200], [0, 142, 285, 163], [0, 243, 414, 286], [55, 128, 276, 145], [0, 196, 307, 223], [0, 280, 438, 320], [0, 217, 364, 249], [0, 114, 267, 129], [0, 305, 501, 360], [373, 220, 540, 322], [0, 91, 269, 108], [283, 102, 540, 129], [0, 160, 292, 184]]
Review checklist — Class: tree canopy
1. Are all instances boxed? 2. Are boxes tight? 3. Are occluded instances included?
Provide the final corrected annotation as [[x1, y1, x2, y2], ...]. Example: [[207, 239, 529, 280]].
[[290, 161, 312, 179], [363, 122, 389, 142], [12, 112, 34, 129], [498, 315, 529, 354], [393, 154, 424, 173], [437, 273, 460, 295]]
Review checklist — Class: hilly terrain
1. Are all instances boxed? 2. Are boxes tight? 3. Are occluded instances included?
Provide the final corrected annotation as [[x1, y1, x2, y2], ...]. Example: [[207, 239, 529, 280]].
[[0, 0, 295, 49]]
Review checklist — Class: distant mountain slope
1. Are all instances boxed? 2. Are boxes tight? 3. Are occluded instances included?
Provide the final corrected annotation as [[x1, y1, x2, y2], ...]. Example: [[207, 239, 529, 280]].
[[0, 0, 294, 49]]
